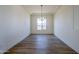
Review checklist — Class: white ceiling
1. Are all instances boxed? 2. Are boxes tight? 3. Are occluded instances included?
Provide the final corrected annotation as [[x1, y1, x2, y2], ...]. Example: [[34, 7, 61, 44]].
[[23, 5, 61, 14]]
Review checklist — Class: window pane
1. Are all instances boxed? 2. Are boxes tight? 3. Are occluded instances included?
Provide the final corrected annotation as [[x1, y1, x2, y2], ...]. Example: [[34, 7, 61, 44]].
[[37, 17, 47, 30], [42, 24, 46, 30]]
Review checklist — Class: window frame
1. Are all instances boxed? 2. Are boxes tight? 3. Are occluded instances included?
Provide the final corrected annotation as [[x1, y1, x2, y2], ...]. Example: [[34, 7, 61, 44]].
[[37, 17, 47, 30]]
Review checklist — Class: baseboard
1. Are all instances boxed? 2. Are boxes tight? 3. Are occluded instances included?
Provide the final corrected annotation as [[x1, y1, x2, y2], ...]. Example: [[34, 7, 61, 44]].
[[3, 34, 31, 54], [54, 34, 78, 54], [61, 39, 78, 53], [31, 33, 54, 35]]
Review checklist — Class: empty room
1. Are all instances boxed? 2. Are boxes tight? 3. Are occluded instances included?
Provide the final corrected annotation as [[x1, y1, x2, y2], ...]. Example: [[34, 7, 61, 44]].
[[0, 5, 79, 54]]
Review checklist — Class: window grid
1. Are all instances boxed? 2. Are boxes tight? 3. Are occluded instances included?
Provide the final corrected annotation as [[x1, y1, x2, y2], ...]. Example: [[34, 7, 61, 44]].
[[37, 17, 46, 30]]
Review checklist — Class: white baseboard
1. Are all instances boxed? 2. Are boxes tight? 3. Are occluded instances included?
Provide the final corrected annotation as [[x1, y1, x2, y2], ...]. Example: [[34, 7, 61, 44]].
[[1, 34, 31, 54]]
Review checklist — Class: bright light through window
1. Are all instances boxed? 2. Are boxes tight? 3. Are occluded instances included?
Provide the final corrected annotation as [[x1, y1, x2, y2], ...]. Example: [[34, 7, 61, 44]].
[[37, 17, 47, 30]]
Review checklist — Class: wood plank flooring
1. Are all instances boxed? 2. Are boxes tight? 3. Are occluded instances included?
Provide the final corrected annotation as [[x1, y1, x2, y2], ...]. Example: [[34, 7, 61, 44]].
[[5, 34, 77, 54]]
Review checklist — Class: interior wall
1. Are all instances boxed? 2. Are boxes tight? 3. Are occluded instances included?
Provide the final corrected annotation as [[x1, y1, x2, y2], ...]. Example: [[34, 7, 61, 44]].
[[0, 6, 30, 53], [54, 5, 79, 53], [31, 13, 54, 34]]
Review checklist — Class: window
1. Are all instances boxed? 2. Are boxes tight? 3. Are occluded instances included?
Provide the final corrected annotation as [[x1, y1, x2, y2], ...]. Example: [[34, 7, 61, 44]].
[[37, 17, 47, 30]]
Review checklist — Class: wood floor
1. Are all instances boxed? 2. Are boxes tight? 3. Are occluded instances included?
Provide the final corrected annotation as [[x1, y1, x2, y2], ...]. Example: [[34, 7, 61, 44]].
[[5, 34, 77, 54]]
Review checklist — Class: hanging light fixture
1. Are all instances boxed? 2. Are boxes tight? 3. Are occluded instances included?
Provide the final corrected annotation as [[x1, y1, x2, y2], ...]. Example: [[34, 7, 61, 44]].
[[40, 5, 47, 30], [40, 5, 43, 20]]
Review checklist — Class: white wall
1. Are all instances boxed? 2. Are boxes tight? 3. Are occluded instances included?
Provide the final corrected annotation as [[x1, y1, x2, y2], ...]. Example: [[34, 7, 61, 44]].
[[31, 14, 54, 34], [0, 6, 30, 53], [54, 6, 79, 53]]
